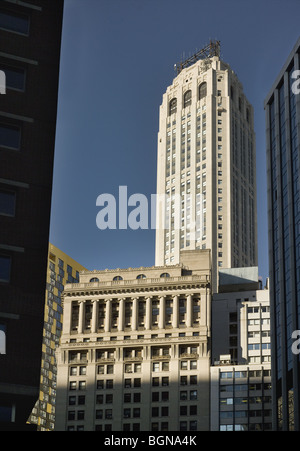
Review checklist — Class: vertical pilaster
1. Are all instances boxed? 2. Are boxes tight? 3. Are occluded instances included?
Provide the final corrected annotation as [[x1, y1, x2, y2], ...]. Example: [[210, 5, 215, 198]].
[[118, 298, 125, 332], [172, 295, 179, 328], [186, 293, 193, 327], [105, 299, 112, 333], [78, 300, 84, 334], [91, 300, 98, 333], [146, 297, 152, 330], [159, 296, 165, 329], [132, 297, 138, 331]]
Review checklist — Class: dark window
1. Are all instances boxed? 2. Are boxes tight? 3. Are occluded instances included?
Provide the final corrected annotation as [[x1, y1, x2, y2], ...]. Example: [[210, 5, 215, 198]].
[[124, 393, 131, 403], [152, 407, 159, 417], [106, 380, 113, 389], [161, 406, 169, 417], [0, 10, 29, 35], [0, 255, 11, 282], [199, 82, 207, 101], [0, 124, 21, 150], [90, 277, 99, 282], [0, 190, 15, 216], [78, 396, 85, 405], [169, 98, 177, 116], [160, 273, 170, 278], [136, 274, 146, 279], [0, 406, 12, 422], [134, 378, 141, 388], [184, 90, 192, 108], [133, 408, 140, 418], [95, 410, 103, 420], [68, 411, 75, 421], [68, 396, 76, 406], [124, 408, 131, 418], [133, 393, 141, 403], [152, 377, 159, 387], [113, 276, 123, 281], [152, 392, 159, 402], [0, 65, 25, 91], [77, 410, 85, 420]]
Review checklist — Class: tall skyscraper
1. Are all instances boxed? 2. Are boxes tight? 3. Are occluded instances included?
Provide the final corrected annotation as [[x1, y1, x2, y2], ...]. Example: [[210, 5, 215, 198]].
[[265, 36, 300, 431], [29, 244, 87, 431], [0, 0, 64, 430], [155, 41, 257, 292]]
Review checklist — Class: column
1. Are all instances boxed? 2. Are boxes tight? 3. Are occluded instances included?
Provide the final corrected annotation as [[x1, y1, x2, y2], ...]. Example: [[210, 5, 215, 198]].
[[91, 300, 98, 333], [186, 293, 193, 328], [64, 299, 73, 334], [118, 298, 125, 332], [132, 297, 138, 331], [105, 299, 112, 333], [145, 297, 152, 330], [172, 295, 179, 328], [78, 300, 84, 334], [159, 296, 165, 329]]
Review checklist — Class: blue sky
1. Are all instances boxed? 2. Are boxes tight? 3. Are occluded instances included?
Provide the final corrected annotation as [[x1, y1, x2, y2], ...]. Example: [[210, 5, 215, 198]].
[[49, 0, 300, 283]]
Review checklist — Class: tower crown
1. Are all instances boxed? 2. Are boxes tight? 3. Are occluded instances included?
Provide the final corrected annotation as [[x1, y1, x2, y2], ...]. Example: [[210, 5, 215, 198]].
[[175, 40, 221, 75]]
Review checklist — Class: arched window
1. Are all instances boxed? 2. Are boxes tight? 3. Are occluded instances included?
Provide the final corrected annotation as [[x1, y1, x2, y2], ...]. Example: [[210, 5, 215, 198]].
[[90, 277, 99, 283], [113, 276, 123, 281], [184, 90, 192, 108], [199, 82, 207, 101], [169, 98, 177, 116], [160, 273, 170, 278], [136, 274, 146, 279]]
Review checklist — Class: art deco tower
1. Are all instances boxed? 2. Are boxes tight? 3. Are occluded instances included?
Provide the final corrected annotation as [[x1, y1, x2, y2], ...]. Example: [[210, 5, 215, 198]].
[[155, 41, 258, 292]]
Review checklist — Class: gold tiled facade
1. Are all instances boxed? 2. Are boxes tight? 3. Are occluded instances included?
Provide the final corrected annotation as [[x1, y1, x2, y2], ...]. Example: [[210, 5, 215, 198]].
[[29, 244, 87, 431]]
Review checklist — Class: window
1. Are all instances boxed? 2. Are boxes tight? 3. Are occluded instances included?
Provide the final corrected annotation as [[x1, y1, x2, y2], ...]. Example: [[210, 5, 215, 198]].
[[199, 82, 207, 101], [169, 98, 177, 116], [153, 362, 160, 372], [152, 392, 159, 402], [160, 273, 170, 278], [105, 409, 113, 419], [0, 190, 15, 216], [90, 277, 99, 282], [68, 396, 76, 406], [161, 407, 169, 417], [0, 10, 30, 35], [136, 274, 146, 279], [0, 64, 26, 91], [0, 324, 6, 355], [113, 276, 123, 281], [184, 90, 192, 108], [78, 381, 86, 390], [124, 408, 131, 419], [0, 124, 21, 150], [0, 255, 11, 283], [152, 407, 159, 417]]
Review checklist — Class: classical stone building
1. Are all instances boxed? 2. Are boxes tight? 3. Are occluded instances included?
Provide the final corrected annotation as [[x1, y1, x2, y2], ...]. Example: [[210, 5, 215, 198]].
[[55, 250, 212, 431]]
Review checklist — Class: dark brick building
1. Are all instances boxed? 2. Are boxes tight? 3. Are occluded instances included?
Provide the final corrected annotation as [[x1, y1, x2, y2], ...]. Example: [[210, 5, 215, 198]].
[[0, 0, 64, 430]]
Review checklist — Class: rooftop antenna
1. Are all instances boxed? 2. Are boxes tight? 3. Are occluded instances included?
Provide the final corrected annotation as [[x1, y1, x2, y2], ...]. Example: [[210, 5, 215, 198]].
[[175, 39, 221, 75]]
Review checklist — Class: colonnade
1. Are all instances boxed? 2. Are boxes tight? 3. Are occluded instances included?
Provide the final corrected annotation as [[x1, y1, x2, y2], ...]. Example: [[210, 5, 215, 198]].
[[73, 293, 200, 334]]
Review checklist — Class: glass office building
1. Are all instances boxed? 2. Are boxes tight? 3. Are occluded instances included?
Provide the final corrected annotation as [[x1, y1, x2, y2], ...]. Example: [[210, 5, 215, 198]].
[[265, 36, 300, 431]]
